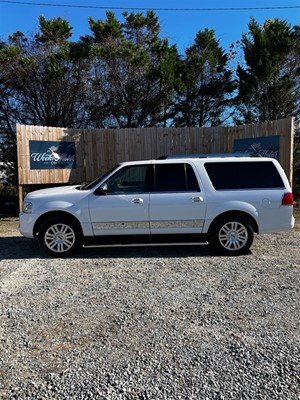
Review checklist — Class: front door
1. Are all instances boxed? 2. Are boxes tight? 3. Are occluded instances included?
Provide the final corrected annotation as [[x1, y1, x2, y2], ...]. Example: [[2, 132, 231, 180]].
[[89, 164, 151, 235]]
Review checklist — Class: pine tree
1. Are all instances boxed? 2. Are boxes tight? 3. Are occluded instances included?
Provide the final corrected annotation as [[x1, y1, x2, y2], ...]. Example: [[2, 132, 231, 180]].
[[173, 28, 236, 127], [236, 18, 299, 123], [83, 11, 180, 128]]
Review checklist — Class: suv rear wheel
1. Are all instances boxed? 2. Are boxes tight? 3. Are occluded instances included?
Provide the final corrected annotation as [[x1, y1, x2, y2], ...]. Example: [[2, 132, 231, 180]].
[[210, 216, 254, 255], [38, 217, 82, 257]]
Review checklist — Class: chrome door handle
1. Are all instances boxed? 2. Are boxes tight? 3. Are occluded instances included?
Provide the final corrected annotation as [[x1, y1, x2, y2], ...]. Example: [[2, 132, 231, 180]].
[[131, 198, 144, 204], [191, 196, 203, 202]]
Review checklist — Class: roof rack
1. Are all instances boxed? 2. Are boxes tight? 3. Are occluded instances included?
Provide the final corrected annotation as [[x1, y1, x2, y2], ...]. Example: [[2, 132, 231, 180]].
[[156, 153, 249, 160]]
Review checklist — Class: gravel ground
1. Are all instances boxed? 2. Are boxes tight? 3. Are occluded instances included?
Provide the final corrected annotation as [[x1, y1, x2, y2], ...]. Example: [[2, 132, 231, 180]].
[[0, 218, 299, 399]]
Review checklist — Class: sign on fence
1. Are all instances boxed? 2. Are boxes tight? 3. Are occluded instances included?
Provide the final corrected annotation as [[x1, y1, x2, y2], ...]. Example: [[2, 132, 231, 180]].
[[234, 135, 280, 159], [29, 140, 76, 170]]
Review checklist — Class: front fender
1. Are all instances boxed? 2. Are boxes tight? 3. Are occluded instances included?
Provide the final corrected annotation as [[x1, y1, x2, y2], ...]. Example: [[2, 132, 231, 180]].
[[33, 200, 93, 236], [35, 200, 86, 219]]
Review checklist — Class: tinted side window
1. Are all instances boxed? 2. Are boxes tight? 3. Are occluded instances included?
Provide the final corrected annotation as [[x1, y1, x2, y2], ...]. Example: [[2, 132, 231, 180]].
[[204, 161, 285, 190], [154, 163, 200, 192], [186, 164, 201, 191], [105, 165, 149, 193]]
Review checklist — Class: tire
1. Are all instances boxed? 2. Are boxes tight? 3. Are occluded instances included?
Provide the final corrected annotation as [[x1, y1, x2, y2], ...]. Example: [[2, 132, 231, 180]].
[[38, 217, 82, 257], [210, 216, 254, 256]]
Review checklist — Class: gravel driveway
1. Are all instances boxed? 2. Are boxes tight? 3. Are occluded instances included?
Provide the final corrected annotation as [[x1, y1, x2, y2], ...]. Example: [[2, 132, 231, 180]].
[[0, 218, 299, 399]]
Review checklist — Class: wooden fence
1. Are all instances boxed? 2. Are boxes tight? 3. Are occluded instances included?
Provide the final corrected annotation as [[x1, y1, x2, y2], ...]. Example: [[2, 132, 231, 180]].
[[17, 118, 294, 208]]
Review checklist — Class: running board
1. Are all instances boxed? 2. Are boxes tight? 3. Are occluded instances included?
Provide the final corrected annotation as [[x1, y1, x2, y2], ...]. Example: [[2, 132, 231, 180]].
[[83, 241, 209, 249]]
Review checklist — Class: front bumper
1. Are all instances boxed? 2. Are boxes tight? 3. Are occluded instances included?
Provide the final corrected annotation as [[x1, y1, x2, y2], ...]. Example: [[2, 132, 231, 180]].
[[19, 212, 36, 238]]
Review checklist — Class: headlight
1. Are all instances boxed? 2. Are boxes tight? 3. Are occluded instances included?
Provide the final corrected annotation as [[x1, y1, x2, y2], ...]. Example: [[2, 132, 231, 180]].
[[22, 201, 33, 213]]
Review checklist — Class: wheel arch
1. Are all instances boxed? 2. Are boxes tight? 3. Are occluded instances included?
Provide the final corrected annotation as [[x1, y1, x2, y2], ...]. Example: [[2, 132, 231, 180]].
[[33, 211, 83, 237], [208, 210, 259, 235]]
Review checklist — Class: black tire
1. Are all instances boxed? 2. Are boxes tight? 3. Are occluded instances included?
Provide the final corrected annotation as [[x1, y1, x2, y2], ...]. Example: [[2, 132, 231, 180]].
[[38, 217, 82, 257], [209, 216, 254, 256]]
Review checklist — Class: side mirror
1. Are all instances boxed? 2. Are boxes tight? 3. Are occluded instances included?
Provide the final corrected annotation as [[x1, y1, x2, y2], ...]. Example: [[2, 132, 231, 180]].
[[94, 183, 108, 196], [100, 183, 108, 192]]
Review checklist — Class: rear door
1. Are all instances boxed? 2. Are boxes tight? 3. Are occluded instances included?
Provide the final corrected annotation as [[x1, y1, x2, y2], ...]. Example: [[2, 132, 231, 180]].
[[149, 162, 207, 234]]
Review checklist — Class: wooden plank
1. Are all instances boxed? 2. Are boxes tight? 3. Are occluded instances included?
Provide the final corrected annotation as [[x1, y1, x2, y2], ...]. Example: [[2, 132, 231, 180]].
[[16, 118, 294, 188]]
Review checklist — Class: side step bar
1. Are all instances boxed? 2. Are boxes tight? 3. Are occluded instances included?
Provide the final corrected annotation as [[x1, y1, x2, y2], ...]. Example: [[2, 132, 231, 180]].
[[83, 241, 209, 249]]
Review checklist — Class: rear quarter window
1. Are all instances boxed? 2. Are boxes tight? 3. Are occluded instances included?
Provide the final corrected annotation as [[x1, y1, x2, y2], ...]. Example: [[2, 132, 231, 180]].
[[204, 161, 285, 190]]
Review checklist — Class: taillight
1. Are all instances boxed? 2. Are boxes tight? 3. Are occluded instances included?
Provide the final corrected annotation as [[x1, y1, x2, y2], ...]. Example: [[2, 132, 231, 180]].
[[281, 192, 294, 205]]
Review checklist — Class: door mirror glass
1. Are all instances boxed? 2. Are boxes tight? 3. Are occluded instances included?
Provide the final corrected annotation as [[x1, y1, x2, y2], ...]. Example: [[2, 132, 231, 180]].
[[100, 183, 108, 193]]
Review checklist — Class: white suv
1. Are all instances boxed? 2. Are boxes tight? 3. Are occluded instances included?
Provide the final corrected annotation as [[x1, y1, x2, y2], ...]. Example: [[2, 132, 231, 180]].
[[19, 156, 295, 257]]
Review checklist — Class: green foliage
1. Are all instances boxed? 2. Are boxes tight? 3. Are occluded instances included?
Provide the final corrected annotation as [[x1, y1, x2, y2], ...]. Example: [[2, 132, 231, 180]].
[[0, 182, 18, 196], [236, 18, 299, 123], [174, 28, 236, 127], [84, 10, 180, 128], [88, 12, 123, 41], [36, 16, 73, 44], [0, 44, 20, 61]]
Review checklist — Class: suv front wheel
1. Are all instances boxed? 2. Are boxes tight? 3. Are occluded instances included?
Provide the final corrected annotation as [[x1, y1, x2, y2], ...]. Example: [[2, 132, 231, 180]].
[[38, 217, 82, 257], [210, 216, 254, 255]]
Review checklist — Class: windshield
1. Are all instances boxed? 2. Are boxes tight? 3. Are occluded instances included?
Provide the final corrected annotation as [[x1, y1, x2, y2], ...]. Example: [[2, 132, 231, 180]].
[[78, 164, 120, 190]]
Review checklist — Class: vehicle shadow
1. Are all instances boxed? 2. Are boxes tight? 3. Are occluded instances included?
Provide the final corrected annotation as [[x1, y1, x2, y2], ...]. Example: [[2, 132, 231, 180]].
[[0, 236, 45, 260], [0, 236, 225, 260]]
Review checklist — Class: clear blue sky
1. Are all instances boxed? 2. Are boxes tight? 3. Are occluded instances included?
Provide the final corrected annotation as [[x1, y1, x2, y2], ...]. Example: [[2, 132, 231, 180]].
[[0, 0, 299, 53]]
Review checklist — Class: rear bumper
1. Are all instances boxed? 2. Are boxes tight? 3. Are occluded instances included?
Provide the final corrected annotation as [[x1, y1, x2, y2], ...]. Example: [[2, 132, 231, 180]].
[[259, 215, 295, 234]]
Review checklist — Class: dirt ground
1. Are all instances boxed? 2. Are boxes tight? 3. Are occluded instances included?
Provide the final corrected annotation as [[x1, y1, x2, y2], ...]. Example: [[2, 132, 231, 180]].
[[0, 217, 20, 236]]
